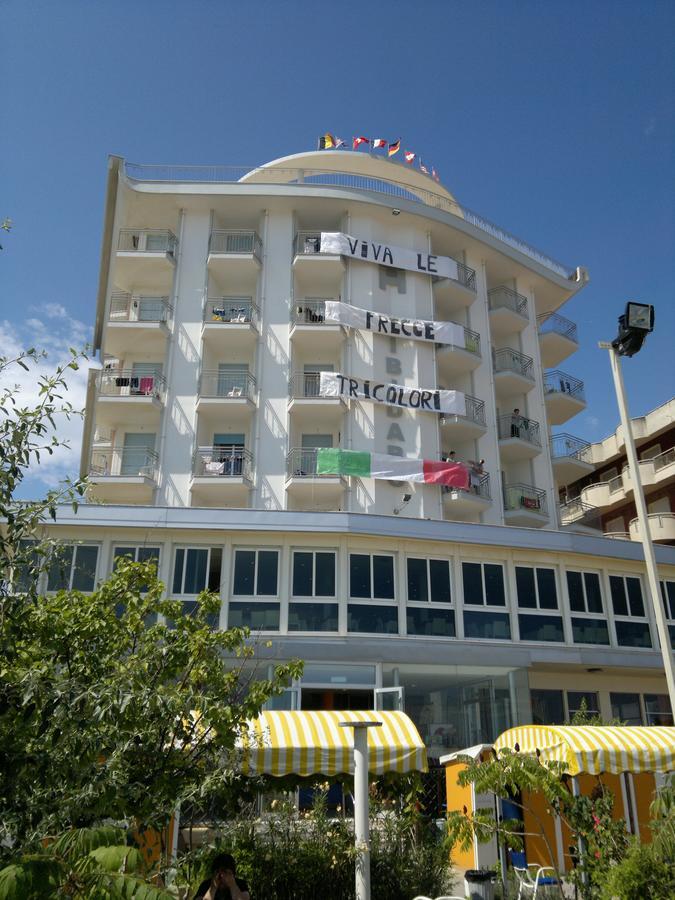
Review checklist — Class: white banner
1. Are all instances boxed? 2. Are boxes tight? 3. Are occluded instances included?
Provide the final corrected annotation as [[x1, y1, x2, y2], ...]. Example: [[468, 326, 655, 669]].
[[324, 301, 465, 347], [320, 232, 459, 281], [319, 371, 466, 416]]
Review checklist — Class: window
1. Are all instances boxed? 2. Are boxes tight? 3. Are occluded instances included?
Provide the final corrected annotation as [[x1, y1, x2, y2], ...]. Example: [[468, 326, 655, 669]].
[[12, 540, 40, 592], [516, 565, 563, 643], [462, 561, 510, 640], [233, 549, 278, 596], [609, 575, 652, 648], [660, 581, 675, 649], [288, 603, 338, 632], [610, 692, 643, 726], [378, 266, 406, 293], [407, 558, 451, 603], [47, 545, 99, 592], [228, 602, 280, 631], [113, 545, 160, 567], [349, 554, 395, 600], [531, 689, 565, 725], [347, 605, 398, 634], [566, 570, 609, 645], [644, 694, 673, 726], [292, 551, 336, 597], [172, 547, 222, 594], [567, 691, 600, 720]]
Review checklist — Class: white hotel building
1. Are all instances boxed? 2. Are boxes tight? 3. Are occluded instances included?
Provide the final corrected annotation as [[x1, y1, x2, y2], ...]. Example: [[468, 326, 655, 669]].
[[49, 150, 674, 775]]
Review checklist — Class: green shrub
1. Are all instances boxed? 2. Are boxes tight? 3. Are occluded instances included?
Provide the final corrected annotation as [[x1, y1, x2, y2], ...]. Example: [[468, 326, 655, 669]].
[[602, 840, 675, 900]]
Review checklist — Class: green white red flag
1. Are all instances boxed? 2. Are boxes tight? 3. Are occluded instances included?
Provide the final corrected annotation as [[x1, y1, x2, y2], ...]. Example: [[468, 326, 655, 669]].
[[316, 448, 470, 488]]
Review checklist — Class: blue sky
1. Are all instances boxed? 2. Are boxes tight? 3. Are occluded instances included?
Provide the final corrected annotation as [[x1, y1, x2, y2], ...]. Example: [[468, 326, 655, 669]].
[[2, 0, 673, 498]]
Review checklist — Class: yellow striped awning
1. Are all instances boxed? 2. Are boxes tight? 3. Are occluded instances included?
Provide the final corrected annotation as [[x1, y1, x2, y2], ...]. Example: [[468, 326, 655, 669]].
[[239, 710, 428, 777], [493, 725, 675, 776]]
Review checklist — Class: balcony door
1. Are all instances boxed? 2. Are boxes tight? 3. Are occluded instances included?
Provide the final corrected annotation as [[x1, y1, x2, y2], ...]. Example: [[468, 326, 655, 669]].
[[121, 432, 155, 476], [301, 433, 333, 475], [304, 363, 332, 397], [217, 363, 248, 397], [213, 432, 245, 475]]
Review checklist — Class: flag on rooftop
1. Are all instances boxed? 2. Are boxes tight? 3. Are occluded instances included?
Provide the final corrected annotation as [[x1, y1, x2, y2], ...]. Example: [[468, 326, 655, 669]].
[[432, 167, 440, 182], [335, 136, 346, 148], [316, 448, 470, 488], [353, 136, 370, 149], [419, 160, 429, 174], [404, 150, 416, 164], [388, 139, 401, 157], [318, 134, 335, 150], [372, 138, 387, 149]]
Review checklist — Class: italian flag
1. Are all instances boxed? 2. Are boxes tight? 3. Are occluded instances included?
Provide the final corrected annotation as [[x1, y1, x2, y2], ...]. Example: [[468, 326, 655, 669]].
[[316, 448, 469, 488]]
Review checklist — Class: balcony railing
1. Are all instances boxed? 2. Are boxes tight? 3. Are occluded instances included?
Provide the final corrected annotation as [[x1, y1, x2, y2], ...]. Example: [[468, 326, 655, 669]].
[[293, 232, 337, 256], [559, 498, 602, 528], [193, 447, 253, 479], [488, 286, 528, 318], [503, 483, 548, 516], [653, 447, 675, 472], [443, 472, 491, 501], [537, 312, 578, 343], [433, 261, 477, 292], [440, 394, 486, 427], [439, 324, 481, 356], [292, 299, 339, 325], [198, 371, 256, 401], [204, 298, 258, 325], [544, 370, 585, 402], [117, 229, 177, 255], [289, 371, 340, 399], [209, 230, 262, 260], [96, 369, 166, 399], [550, 433, 591, 461], [287, 448, 343, 478], [108, 292, 172, 323], [493, 347, 534, 380], [89, 447, 158, 479], [497, 414, 541, 446]]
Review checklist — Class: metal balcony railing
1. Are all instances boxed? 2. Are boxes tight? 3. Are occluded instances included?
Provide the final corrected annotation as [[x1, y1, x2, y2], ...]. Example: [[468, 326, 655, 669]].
[[653, 447, 675, 472], [293, 231, 337, 256], [608, 474, 625, 494], [287, 448, 343, 478], [493, 347, 534, 380], [503, 483, 548, 516], [117, 229, 177, 255], [204, 298, 258, 326], [537, 312, 578, 343], [559, 498, 602, 528], [289, 371, 339, 399], [550, 433, 592, 461], [89, 447, 158, 479], [96, 369, 166, 399], [488, 286, 528, 318], [198, 371, 256, 401], [440, 394, 486, 427], [443, 472, 491, 501], [544, 370, 585, 402], [193, 447, 253, 479], [209, 230, 262, 259], [439, 324, 481, 356], [108, 292, 172, 323], [497, 415, 541, 446], [292, 299, 339, 325], [434, 261, 477, 292]]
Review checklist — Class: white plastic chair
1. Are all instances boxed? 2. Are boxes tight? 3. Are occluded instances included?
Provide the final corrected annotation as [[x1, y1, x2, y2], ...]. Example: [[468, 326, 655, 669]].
[[513, 864, 559, 899]]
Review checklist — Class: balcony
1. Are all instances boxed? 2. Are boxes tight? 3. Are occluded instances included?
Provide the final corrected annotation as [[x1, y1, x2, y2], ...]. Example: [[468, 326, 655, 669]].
[[190, 447, 253, 507], [293, 232, 345, 291], [105, 293, 172, 356], [580, 474, 627, 510], [207, 230, 262, 285], [436, 324, 481, 378], [503, 483, 548, 527], [285, 448, 346, 508], [288, 372, 346, 424], [431, 260, 477, 311], [497, 414, 542, 461], [439, 394, 487, 441], [538, 313, 579, 367], [196, 371, 257, 415], [442, 472, 491, 520], [88, 447, 158, 504], [550, 433, 595, 485], [623, 448, 675, 492], [629, 513, 675, 544], [559, 498, 603, 530], [544, 370, 586, 424], [290, 299, 345, 351], [95, 370, 165, 425], [202, 298, 259, 349], [488, 286, 529, 338], [493, 347, 535, 397], [115, 229, 177, 292]]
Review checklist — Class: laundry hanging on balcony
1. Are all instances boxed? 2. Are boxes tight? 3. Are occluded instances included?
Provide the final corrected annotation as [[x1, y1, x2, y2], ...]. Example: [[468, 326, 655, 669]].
[[320, 232, 460, 280], [323, 300, 465, 346], [319, 371, 465, 415], [316, 448, 470, 488]]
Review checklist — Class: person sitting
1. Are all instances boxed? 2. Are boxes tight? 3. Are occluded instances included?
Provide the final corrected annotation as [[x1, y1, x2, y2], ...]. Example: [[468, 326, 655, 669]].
[[193, 853, 251, 900]]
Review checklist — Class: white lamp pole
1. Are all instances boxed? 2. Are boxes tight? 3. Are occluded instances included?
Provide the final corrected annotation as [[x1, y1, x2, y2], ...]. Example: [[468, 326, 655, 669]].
[[340, 720, 382, 900], [601, 342, 675, 708]]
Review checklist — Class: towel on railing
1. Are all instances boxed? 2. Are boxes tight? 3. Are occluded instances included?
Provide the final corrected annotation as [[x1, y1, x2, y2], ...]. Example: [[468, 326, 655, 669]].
[[521, 496, 540, 509], [139, 377, 155, 395]]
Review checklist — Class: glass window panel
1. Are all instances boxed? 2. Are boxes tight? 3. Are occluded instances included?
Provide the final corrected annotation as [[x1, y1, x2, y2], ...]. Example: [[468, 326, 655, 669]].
[[610, 576, 628, 616], [566, 571, 584, 612], [138, 547, 160, 567], [667, 583, 675, 619], [179, 599, 219, 629], [518, 614, 564, 642], [429, 559, 451, 603], [71, 546, 98, 591], [292, 552, 313, 597], [626, 577, 645, 617], [610, 692, 643, 726], [462, 562, 484, 605], [568, 691, 599, 717], [184, 548, 208, 594], [373, 555, 395, 599], [644, 694, 673, 726], [256, 550, 278, 596], [14, 540, 40, 592], [114, 546, 136, 563], [350, 554, 371, 598], [302, 663, 376, 685], [515, 567, 536, 608], [228, 601, 280, 631], [314, 552, 335, 597], [347, 604, 398, 634], [484, 564, 505, 605], [531, 689, 565, 725], [584, 572, 603, 613], [571, 617, 610, 645], [669, 624, 675, 650], [47, 545, 74, 591], [207, 548, 222, 593], [537, 568, 558, 610], [615, 620, 652, 648], [407, 607, 455, 637], [233, 550, 255, 595], [288, 602, 338, 632], [172, 549, 184, 594], [463, 610, 511, 640], [407, 558, 428, 602]]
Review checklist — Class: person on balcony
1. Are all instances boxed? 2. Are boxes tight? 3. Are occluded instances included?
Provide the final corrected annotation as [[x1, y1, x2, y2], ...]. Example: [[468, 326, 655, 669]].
[[511, 408, 524, 438]]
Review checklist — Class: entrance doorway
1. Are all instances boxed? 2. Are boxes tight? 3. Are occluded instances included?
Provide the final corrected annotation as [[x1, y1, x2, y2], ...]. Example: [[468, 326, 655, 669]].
[[301, 689, 373, 711]]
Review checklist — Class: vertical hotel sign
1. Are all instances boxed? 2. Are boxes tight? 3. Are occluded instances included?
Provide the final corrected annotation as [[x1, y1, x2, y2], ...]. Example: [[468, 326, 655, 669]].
[[320, 232, 460, 281]]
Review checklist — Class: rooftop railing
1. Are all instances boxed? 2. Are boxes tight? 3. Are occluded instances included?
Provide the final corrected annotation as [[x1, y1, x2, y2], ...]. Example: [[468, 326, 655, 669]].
[[96, 369, 166, 399], [108, 292, 172, 323], [550, 433, 592, 461], [488, 286, 528, 318], [440, 393, 486, 427], [287, 448, 344, 478], [292, 299, 339, 325], [117, 229, 177, 255], [503, 483, 548, 516], [193, 446, 253, 479], [198, 370, 256, 401], [493, 347, 535, 380], [289, 371, 340, 399], [537, 312, 578, 343], [124, 161, 576, 280], [204, 298, 258, 326], [443, 472, 491, 501], [89, 447, 158, 479], [209, 230, 262, 260], [544, 370, 585, 402], [497, 414, 541, 447], [439, 324, 481, 356]]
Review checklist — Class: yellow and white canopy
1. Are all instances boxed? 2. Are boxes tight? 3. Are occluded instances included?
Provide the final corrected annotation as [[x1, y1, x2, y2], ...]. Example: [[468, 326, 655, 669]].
[[493, 725, 675, 776], [239, 710, 428, 777]]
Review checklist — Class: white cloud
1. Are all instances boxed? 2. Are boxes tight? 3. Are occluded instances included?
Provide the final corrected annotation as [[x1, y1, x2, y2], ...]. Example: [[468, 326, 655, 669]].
[[1, 312, 99, 492], [44, 302, 68, 319], [585, 414, 601, 429]]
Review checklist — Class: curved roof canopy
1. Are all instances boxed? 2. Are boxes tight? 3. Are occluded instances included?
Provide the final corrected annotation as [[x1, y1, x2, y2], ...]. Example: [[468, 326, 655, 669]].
[[493, 724, 675, 775]]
